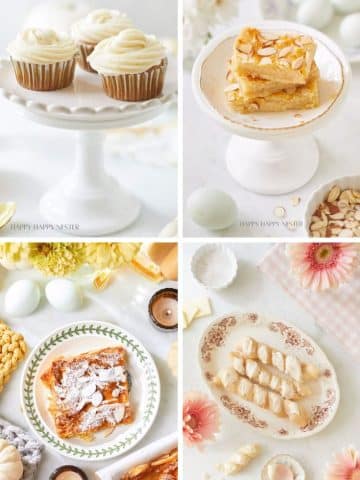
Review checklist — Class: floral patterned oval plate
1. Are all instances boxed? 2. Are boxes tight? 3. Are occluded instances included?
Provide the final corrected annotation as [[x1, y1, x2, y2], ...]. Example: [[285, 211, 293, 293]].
[[199, 312, 340, 439], [21, 321, 161, 461]]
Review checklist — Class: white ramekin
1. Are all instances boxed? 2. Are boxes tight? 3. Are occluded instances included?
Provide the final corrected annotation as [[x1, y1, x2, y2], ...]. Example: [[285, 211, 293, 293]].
[[191, 243, 238, 290], [304, 174, 360, 236]]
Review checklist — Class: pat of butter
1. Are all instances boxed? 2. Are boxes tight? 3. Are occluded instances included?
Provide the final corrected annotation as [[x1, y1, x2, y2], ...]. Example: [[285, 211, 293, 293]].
[[183, 297, 212, 328]]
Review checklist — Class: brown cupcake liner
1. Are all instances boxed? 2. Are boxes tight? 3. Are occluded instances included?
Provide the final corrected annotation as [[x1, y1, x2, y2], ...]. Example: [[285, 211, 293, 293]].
[[11, 58, 76, 91], [77, 42, 97, 73], [100, 58, 168, 102]]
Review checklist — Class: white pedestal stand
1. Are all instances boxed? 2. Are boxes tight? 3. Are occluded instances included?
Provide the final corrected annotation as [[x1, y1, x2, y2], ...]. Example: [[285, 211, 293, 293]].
[[192, 21, 350, 196], [0, 59, 177, 235]]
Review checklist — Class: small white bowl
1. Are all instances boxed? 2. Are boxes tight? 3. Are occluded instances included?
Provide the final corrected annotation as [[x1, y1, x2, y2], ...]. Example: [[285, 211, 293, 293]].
[[304, 174, 360, 236], [191, 244, 238, 290]]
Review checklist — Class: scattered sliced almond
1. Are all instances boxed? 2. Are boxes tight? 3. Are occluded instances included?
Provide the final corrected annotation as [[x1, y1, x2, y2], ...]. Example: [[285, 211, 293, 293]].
[[327, 186, 341, 202], [309, 185, 360, 237], [291, 196, 301, 207], [257, 47, 276, 56], [274, 206, 286, 218]]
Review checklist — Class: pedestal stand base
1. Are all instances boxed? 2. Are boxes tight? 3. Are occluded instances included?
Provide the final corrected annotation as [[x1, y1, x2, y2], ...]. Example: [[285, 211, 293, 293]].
[[226, 135, 319, 195], [40, 176, 141, 236], [39, 131, 141, 236]]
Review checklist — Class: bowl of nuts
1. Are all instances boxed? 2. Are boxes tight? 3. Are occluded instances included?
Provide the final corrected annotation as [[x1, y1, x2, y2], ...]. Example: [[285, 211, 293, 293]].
[[304, 175, 360, 238]]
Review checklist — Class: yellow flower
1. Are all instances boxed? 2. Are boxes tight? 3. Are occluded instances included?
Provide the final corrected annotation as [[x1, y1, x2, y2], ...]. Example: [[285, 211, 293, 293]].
[[0, 243, 31, 269], [29, 243, 85, 277], [85, 243, 140, 270]]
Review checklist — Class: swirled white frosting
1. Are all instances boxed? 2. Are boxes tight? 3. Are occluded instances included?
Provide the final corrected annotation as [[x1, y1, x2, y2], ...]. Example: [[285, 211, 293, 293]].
[[88, 28, 166, 75], [7, 28, 78, 64], [71, 9, 133, 45]]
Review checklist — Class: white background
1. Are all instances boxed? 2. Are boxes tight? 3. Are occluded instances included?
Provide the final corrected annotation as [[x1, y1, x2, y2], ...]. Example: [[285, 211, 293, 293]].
[[0, 0, 177, 237], [183, 242, 360, 479], [183, 1, 360, 238]]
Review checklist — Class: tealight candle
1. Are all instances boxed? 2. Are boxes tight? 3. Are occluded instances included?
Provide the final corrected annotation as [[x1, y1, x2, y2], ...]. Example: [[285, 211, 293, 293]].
[[149, 288, 178, 331], [49, 466, 88, 480]]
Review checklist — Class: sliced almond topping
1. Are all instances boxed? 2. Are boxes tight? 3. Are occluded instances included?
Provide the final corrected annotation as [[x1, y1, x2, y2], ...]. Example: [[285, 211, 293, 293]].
[[278, 58, 289, 67], [278, 46, 293, 58], [257, 47, 276, 56], [238, 43, 253, 55], [262, 40, 275, 47], [355, 211, 360, 221], [292, 57, 304, 70], [262, 33, 280, 41], [259, 57, 272, 65]]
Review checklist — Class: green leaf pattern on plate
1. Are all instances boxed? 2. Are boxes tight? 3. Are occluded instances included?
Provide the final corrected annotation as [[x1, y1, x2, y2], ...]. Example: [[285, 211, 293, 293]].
[[23, 323, 160, 460]]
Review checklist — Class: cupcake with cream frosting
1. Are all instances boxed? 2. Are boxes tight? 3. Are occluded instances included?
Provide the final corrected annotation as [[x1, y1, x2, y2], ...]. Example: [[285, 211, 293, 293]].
[[88, 28, 167, 101], [8, 28, 78, 91], [71, 9, 133, 72]]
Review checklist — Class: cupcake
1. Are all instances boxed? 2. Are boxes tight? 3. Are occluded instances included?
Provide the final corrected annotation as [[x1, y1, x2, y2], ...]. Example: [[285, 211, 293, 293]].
[[7, 28, 78, 91], [71, 9, 133, 72], [88, 28, 167, 101]]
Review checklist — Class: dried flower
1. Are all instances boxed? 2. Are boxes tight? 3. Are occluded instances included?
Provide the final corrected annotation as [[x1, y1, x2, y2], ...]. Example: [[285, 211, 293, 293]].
[[286, 243, 359, 291], [85, 243, 140, 270], [183, 391, 220, 449], [29, 243, 84, 277], [325, 446, 360, 480]]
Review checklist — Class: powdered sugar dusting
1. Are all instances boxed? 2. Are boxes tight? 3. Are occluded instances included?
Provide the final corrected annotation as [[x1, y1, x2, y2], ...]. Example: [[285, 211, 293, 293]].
[[79, 403, 126, 432], [54, 351, 127, 415]]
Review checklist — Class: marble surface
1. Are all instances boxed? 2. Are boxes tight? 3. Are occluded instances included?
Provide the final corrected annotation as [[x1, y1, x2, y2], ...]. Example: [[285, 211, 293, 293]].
[[183, 242, 360, 479], [0, 265, 177, 479], [183, 1, 360, 238]]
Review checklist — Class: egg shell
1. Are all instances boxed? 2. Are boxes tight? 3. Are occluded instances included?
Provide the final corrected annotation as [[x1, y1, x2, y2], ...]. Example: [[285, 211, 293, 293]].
[[45, 279, 82, 312], [187, 188, 238, 230], [331, 0, 360, 13], [340, 13, 360, 46], [5, 279, 41, 317], [297, 0, 334, 29]]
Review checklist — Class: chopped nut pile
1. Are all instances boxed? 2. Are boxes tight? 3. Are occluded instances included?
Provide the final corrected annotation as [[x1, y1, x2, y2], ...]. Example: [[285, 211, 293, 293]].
[[309, 185, 360, 237]]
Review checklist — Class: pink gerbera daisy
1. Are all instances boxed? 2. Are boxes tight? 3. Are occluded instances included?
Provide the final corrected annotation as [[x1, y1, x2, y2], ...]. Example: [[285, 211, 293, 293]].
[[183, 391, 220, 449], [325, 446, 360, 480], [286, 243, 359, 292]]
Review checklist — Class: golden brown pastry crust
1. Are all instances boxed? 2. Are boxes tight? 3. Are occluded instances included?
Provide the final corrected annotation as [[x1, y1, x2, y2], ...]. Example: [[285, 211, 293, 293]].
[[121, 448, 178, 480], [41, 346, 133, 440]]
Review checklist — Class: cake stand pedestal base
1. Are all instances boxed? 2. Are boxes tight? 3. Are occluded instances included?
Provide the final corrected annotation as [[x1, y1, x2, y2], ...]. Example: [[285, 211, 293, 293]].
[[40, 131, 141, 236], [226, 135, 319, 195]]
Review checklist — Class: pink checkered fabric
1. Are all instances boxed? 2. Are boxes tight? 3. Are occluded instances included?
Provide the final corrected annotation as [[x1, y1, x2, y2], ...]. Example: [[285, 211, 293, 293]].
[[259, 244, 360, 361]]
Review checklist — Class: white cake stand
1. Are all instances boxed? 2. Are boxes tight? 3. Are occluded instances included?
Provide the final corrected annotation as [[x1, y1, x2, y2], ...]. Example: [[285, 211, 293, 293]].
[[0, 58, 177, 235], [192, 21, 351, 195]]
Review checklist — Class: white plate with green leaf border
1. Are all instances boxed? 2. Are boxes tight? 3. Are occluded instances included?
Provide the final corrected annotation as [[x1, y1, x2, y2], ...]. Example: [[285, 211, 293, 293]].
[[20, 321, 161, 461]]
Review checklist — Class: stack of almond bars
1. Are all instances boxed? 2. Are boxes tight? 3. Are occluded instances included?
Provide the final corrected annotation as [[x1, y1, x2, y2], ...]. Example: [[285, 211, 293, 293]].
[[225, 27, 320, 114]]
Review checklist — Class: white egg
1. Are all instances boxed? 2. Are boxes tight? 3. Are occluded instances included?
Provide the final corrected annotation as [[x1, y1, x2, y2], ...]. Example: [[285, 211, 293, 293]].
[[5, 279, 41, 317], [297, 0, 334, 29], [331, 0, 360, 14], [340, 13, 360, 46], [187, 188, 238, 230], [45, 279, 82, 312]]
